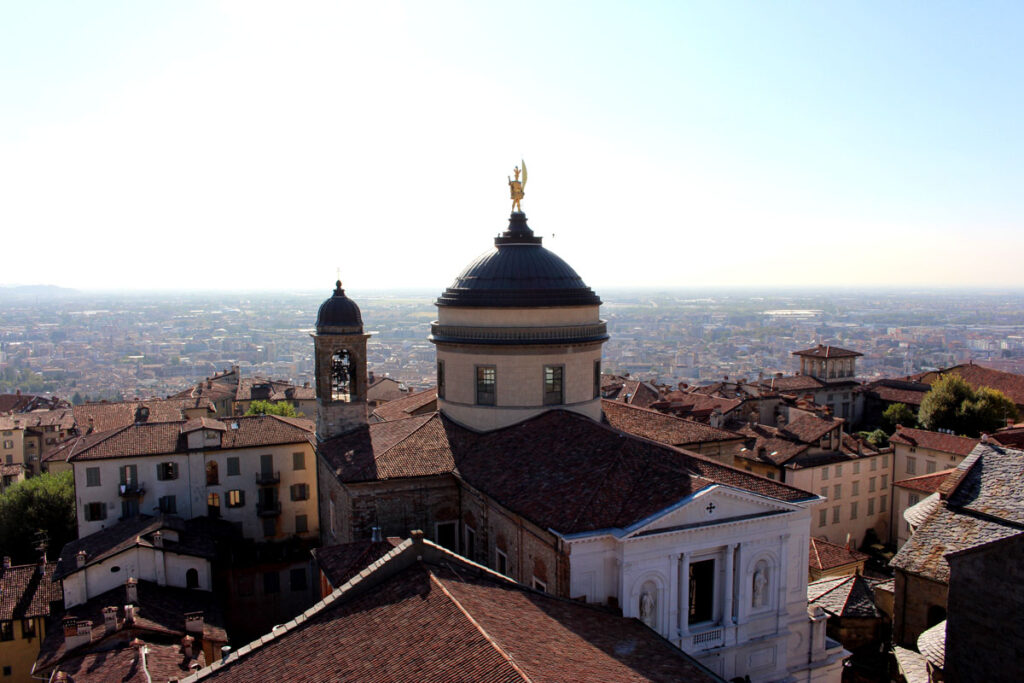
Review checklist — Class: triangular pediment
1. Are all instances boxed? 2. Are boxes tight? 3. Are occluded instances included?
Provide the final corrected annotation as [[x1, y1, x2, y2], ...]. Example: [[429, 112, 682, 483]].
[[625, 485, 802, 538]]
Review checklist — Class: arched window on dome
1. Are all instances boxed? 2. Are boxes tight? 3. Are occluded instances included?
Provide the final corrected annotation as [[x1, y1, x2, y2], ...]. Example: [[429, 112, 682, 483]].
[[331, 350, 354, 401]]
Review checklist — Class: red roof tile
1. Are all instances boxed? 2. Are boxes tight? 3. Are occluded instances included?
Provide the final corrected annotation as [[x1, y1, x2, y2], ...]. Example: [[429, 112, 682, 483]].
[[793, 345, 862, 359], [918, 363, 1024, 407], [890, 427, 979, 457], [809, 537, 868, 571], [894, 469, 956, 494], [370, 387, 438, 422], [601, 400, 742, 447]]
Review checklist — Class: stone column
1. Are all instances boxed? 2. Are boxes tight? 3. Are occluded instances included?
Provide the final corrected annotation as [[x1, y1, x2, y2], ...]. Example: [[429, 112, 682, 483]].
[[776, 533, 791, 632], [679, 553, 690, 637], [723, 543, 736, 626], [668, 553, 680, 637]]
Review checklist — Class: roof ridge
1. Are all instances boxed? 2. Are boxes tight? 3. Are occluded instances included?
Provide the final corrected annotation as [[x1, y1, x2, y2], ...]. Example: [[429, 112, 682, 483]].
[[377, 412, 442, 458], [428, 571, 533, 683], [69, 424, 133, 460], [811, 538, 822, 569]]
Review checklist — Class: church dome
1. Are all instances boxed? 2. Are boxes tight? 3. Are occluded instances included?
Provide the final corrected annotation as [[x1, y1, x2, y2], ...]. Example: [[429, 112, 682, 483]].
[[316, 281, 363, 333], [436, 213, 602, 308]]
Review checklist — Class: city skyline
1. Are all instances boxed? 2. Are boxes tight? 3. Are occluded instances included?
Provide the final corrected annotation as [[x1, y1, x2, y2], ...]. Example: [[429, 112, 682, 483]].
[[3, 2, 1022, 291]]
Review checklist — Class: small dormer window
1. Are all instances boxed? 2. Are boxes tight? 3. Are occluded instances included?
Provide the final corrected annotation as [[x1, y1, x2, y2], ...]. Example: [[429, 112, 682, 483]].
[[205, 430, 219, 439], [331, 350, 354, 401]]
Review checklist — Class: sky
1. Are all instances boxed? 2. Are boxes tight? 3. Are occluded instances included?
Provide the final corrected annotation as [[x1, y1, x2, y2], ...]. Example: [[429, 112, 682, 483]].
[[2, 1, 1023, 293]]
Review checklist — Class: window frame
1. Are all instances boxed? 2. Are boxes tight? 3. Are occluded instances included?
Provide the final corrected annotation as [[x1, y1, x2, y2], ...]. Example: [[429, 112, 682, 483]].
[[543, 365, 564, 406], [227, 489, 246, 508], [293, 451, 305, 471], [85, 467, 101, 487], [226, 456, 240, 477], [475, 365, 496, 406]]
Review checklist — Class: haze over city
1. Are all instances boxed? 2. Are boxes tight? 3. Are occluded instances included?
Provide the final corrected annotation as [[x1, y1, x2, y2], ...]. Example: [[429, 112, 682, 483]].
[[3, 1, 1023, 292]]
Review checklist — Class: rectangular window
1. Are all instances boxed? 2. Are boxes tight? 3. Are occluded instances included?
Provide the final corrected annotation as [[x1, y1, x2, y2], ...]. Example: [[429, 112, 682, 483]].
[[926, 460, 936, 474], [86, 467, 101, 487], [820, 487, 828, 499], [852, 481, 860, 496], [833, 484, 841, 500], [263, 571, 280, 594], [293, 451, 305, 471], [262, 517, 276, 538], [119, 464, 138, 486], [156, 462, 178, 481], [688, 559, 715, 625], [290, 483, 310, 501], [496, 549, 508, 576], [906, 456, 916, 474], [226, 457, 240, 476], [868, 497, 875, 515], [2, 440, 12, 449], [850, 501, 858, 519], [85, 502, 106, 521], [832, 506, 840, 523], [543, 365, 563, 406], [436, 521, 457, 552], [853, 461, 860, 475], [290, 568, 308, 592], [121, 499, 139, 520], [869, 477, 876, 493], [870, 458, 878, 471], [21, 618, 36, 638], [880, 494, 888, 512], [464, 526, 476, 560], [0, 621, 12, 642], [821, 468, 829, 481], [533, 577, 548, 593], [819, 509, 828, 527], [227, 490, 245, 508], [260, 454, 273, 474], [881, 475, 889, 489], [437, 360, 445, 399], [295, 514, 308, 534], [158, 496, 177, 514], [476, 366, 496, 406], [766, 471, 775, 480], [882, 455, 889, 468], [593, 360, 601, 399], [835, 464, 842, 477]]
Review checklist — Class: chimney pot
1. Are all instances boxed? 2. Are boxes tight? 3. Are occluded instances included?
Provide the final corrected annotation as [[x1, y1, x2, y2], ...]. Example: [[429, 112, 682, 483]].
[[152, 531, 163, 548], [76, 550, 87, 568], [126, 576, 138, 603], [102, 606, 118, 634], [181, 634, 195, 659], [124, 604, 136, 623], [185, 611, 204, 635]]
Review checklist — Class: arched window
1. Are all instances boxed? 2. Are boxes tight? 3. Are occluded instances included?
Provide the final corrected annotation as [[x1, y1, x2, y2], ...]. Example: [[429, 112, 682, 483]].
[[331, 350, 353, 401], [206, 460, 219, 486], [207, 492, 220, 518], [186, 568, 199, 589]]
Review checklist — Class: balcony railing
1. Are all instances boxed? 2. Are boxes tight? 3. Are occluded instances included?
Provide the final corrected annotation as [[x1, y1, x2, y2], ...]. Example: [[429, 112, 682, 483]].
[[256, 501, 282, 517], [255, 470, 280, 485], [118, 483, 145, 497], [682, 626, 724, 652]]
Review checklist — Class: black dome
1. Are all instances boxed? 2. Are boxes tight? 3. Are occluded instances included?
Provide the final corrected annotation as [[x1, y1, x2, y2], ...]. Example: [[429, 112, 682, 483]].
[[316, 281, 363, 333], [436, 213, 602, 308]]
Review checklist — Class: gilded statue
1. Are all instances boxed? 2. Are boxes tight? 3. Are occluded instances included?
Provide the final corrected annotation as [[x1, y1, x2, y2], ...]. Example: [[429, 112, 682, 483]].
[[508, 160, 527, 212]]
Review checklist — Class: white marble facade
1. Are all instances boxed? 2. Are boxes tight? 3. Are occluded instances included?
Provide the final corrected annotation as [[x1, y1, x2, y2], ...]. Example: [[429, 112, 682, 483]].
[[564, 485, 846, 682]]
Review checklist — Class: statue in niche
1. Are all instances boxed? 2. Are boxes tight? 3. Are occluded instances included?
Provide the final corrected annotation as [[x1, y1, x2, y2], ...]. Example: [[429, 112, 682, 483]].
[[639, 590, 656, 628], [752, 563, 770, 608]]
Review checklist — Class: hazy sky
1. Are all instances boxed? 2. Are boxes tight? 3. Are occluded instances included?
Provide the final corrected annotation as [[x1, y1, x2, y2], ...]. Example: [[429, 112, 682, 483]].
[[3, 2, 1022, 293]]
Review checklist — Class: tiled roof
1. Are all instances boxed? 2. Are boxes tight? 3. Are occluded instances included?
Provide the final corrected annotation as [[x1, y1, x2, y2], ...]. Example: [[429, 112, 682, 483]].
[[320, 413, 453, 483], [889, 427, 979, 457], [370, 387, 438, 422], [312, 539, 401, 588], [55, 516, 236, 580], [601, 400, 742, 447], [73, 398, 214, 433], [652, 390, 743, 419], [0, 393, 68, 413], [808, 537, 868, 571], [734, 424, 809, 466], [366, 376, 408, 403], [756, 375, 830, 392], [9, 407, 76, 431], [858, 378, 930, 407], [891, 444, 1024, 583], [894, 469, 956, 494], [991, 426, 1024, 448], [793, 345, 862, 359], [781, 413, 843, 443], [0, 561, 62, 620], [917, 621, 945, 670], [51, 641, 204, 683], [235, 378, 314, 403], [807, 574, 882, 618], [65, 415, 312, 462], [918, 362, 1024, 407], [182, 537, 724, 683]]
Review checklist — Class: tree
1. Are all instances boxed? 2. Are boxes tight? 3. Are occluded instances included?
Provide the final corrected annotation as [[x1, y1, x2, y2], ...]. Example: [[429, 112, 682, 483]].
[[918, 374, 1019, 436], [0, 471, 76, 564], [857, 429, 889, 449], [881, 402, 916, 433], [71, 392, 84, 406], [246, 400, 300, 417], [918, 375, 975, 434]]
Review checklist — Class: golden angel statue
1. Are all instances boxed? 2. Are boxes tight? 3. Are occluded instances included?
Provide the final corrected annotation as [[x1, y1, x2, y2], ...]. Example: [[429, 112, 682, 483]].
[[508, 160, 527, 212]]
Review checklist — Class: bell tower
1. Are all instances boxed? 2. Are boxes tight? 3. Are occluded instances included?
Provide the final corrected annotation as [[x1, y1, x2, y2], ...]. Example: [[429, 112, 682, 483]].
[[313, 280, 370, 440]]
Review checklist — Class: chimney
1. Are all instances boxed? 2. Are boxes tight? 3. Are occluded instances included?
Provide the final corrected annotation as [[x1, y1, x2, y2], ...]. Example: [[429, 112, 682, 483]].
[[102, 606, 118, 634], [152, 531, 163, 548], [185, 611, 204, 635], [53, 672, 73, 683], [124, 604, 136, 624], [76, 550, 87, 569], [221, 645, 232, 660], [371, 526, 382, 543], [2, 556, 10, 569], [63, 617, 92, 650], [181, 634, 195, 659], [126, 577, 138, 604]]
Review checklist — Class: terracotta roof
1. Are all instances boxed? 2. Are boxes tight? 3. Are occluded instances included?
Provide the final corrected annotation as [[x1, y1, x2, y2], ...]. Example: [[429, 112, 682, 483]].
[[891, 444, 1024, 583], [601, 400, 742, 447], [181, 537, 724, 683], [991, 426, 1024, 448], [756, 375, 830, 392], [734, 424, 809, 466], [73, 398, 214, 433], [917, 621, 945, 670], [50, 641, 204, 683], [320, 413, 454, 483], [889, 427, 979, 457], [619, 380, 660, 408], [65, 415, 312, 462], [235, 378, 314, 403], [312, 539, 401, 588], [918, 362, 1024, 407], [9, 407, 76, 431], [0, 560, 62, 621], [651, 391, 743, 420], [858, 378, 930, 407], [781, 413, 843, 443], [808, 537, 868, 571], [793, 345, 862, 359], [807, 574, 882, 618], [894, 469, 956, 494], [366, 376, 409, 403], [370, 387, 438, 422], [0, 393, 68, 413]]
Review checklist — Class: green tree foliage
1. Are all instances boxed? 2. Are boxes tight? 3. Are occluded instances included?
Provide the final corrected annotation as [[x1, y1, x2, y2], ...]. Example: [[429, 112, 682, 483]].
[[881, 402, 917, 433], [0, 471, 76, 564], [245, 400, 300, 417], [71, 392, 84, 406], [856, 429, 889, 449], [918, 375, 1019, 436]]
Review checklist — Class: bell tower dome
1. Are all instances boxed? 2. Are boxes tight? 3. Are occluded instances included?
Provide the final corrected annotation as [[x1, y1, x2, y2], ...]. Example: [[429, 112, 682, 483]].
[[313, 280, 370, 440], [430, 184, 607, 432]]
